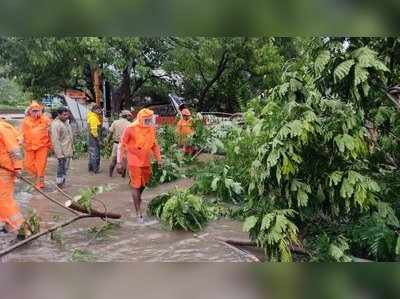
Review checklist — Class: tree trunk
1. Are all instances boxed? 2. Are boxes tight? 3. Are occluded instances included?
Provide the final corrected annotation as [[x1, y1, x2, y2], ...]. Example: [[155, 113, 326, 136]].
[[64, 200, 121, 219], [198, 51, 229, 111], [93, 66, 103, 106], [111, 66, 131, 114]]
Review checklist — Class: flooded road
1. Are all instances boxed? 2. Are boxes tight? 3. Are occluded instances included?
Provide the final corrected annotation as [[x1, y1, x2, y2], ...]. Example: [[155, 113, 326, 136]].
[[0, 158, 257, 262]]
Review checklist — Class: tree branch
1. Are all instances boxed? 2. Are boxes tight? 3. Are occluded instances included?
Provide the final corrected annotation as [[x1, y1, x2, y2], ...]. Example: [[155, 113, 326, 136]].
[[199, 50, 230, 106], [195, 58, 208, 84]]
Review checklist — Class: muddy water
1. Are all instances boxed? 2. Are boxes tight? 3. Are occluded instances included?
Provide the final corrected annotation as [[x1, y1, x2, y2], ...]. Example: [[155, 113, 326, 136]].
[[0, 158, 256, 262]]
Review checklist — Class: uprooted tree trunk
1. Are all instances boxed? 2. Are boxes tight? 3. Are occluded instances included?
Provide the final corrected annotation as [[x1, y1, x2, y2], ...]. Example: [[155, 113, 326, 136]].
[[64, 200, 121, 219]]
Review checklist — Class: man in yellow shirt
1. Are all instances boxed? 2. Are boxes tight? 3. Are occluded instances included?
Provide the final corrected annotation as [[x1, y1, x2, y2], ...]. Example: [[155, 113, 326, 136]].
[[87, 104, 103, 174]]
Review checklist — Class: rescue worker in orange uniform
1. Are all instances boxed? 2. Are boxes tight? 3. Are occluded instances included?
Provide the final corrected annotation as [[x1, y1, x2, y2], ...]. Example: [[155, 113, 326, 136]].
[[20, 101, 51, 189], [176, 108, 195, 155], [0, 117, 25, 233], [117, 108, 162, 224]]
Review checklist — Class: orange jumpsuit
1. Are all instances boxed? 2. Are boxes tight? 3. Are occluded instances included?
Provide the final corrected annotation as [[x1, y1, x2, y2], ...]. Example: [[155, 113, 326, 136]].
[[21, 103, 51, 189], [119, 109, 161, 189], [0, 119, 24, 231], [176, 109, 194, 155]]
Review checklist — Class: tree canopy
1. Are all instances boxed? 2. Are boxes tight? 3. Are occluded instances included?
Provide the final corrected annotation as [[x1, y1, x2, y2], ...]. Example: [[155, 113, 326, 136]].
[[0, 37, 298, 113]]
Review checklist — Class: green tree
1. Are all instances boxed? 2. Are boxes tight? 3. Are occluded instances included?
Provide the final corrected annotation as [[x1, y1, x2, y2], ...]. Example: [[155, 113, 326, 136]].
[[0, 37, 171, 111]]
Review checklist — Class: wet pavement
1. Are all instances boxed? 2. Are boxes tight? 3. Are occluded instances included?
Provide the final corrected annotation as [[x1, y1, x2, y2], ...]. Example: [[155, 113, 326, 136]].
[[0, 157, 256, 262]]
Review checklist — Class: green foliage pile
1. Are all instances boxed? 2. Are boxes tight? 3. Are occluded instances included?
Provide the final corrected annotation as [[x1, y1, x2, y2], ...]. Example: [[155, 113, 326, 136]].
[[186, 114, 211, 149], [100, 138, 113, 159], [147, 193, 170, 218], [73, 185, 114, 213], [191, 161, 243, 204], [149, 125, 187, 187], [72, 132, 88, 159], [72, 131, 112, 160], [18, 209, 40, 238], [149, 155, 183, 187], [147, 189, 215, 232], [197, 40, 400, 261]]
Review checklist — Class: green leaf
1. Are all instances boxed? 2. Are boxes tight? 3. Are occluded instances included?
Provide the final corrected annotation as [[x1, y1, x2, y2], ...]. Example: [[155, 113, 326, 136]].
[[334, 59, 355, 82], [354, 65, 369, 86], [329, 171, 343, 186], [314, 50, 330, 73], [395, 236, 400, 256], [297, 189, 309, 207], [243, 216, 258, 232], [334, 134, 355, 153], [340, 178, 354, 198], [211, 177, 220, 191], [231, 182, 243, 195]]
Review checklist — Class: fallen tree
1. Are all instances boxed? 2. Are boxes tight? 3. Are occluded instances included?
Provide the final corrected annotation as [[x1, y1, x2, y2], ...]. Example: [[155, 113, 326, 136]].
[[64, 200, 121, 219]]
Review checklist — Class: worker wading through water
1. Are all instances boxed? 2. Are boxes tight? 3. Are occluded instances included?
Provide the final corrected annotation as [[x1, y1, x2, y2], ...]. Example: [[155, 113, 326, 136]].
[[21, 101, 51, 189], [176, 108, 195, 155], [117, 108, 162, 224], [0, 117, 25, 233], [107, 110, 133, 177], [87, 104, 103, 174], [51, 107, 74, 188]]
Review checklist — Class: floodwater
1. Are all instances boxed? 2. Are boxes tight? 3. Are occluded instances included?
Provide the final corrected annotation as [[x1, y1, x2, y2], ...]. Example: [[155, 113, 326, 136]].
[[0, 158, 258, 262]]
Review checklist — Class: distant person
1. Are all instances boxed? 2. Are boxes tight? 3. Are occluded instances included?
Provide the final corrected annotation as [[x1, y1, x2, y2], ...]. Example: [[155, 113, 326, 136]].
[[176, 108, 195, 155], [117, 108, 162, 224], [107, 110, 132, 177], [87, 104, 103, 174], [51, 107, 74, 188], [0, 117, 24, 233], [21, 101, 51, 189]]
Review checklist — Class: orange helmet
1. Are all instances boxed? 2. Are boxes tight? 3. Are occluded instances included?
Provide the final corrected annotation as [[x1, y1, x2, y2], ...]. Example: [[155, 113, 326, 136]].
[[136, 108, 156, 127]]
